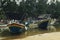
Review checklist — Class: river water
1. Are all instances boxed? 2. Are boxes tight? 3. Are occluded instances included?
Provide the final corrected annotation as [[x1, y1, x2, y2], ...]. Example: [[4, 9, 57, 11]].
[[0, 26, 60, 40]]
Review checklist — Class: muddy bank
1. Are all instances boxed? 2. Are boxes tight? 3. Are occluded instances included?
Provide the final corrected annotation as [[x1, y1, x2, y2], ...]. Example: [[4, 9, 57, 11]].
[[14, 32, 60, 40], [0, 27, 60, 40]]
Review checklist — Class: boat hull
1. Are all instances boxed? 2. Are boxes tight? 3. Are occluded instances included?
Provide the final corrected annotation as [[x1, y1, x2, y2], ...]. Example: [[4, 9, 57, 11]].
[[9, 26, 25, 33], [38, 20, 49, 30], [8, 23, 25, 33]]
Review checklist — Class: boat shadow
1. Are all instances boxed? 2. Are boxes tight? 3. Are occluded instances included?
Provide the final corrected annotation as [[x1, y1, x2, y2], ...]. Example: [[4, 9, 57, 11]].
[[0, 29, 27, 40], [0, 29, 40, 36]]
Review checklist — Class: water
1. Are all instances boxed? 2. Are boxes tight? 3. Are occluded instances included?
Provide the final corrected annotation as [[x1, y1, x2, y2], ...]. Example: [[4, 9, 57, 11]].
[[0, 26, 60, 40]]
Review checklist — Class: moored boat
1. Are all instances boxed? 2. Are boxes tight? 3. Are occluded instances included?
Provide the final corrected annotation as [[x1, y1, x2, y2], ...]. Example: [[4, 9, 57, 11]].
[[38, 20, 49, 30], [7, 23, 25, 33]]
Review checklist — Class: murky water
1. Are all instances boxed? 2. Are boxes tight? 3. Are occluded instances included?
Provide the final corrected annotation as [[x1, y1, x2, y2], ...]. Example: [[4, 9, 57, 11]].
[[0, 26, 60, 40]]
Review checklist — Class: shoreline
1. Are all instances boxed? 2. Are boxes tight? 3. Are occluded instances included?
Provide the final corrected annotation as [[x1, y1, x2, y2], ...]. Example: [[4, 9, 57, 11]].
[[0, 31, 60, 40], [13, 32, 60, 40]]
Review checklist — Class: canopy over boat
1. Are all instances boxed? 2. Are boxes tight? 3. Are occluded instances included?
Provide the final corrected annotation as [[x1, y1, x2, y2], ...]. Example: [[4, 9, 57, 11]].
[[7, 23, 25, 28]]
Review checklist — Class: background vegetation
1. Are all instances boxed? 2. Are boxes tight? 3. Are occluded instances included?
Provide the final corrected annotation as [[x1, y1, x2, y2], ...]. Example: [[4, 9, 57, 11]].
[[0, 0, 60, 20]]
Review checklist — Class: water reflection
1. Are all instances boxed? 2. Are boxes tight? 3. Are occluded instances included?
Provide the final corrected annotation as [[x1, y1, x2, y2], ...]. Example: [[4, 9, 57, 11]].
[[0, 27, 60, 40]]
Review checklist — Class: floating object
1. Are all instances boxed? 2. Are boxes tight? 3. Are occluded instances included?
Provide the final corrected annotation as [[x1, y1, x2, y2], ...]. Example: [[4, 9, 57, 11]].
[[0, 24, 7, 27], [29, 23, 38, 29]]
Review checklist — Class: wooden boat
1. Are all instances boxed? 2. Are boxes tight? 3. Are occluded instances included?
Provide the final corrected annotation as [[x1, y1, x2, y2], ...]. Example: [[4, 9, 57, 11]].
[[38, 20, 49, 30], [7, 23, 25, 33]]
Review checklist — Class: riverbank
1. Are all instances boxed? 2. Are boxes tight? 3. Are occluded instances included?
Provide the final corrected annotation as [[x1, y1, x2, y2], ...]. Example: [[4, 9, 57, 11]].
[[0, 27, 60, 40], [14, 32, 60, 40]]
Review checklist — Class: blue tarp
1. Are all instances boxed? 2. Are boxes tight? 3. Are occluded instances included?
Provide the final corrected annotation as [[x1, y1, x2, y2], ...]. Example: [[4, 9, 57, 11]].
[[9, 26, 24, 33]]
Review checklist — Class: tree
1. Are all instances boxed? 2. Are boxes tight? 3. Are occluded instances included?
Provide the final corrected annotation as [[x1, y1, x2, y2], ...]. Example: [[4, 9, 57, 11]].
[[0, 0, 7, 19], [48, 1, 60, 18], [37, 0, 48, 14], [3, 0, 19, 19], [18, 0, 38, 19]]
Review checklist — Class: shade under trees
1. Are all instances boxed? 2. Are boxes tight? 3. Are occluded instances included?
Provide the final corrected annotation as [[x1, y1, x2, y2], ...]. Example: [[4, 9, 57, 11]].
[[0, 0, 60, 20]]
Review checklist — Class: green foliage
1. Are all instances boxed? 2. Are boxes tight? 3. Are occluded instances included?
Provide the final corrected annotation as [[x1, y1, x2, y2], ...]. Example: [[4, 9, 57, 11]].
[[0, 0, 60, 19], [0, 10, 6, 19]]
